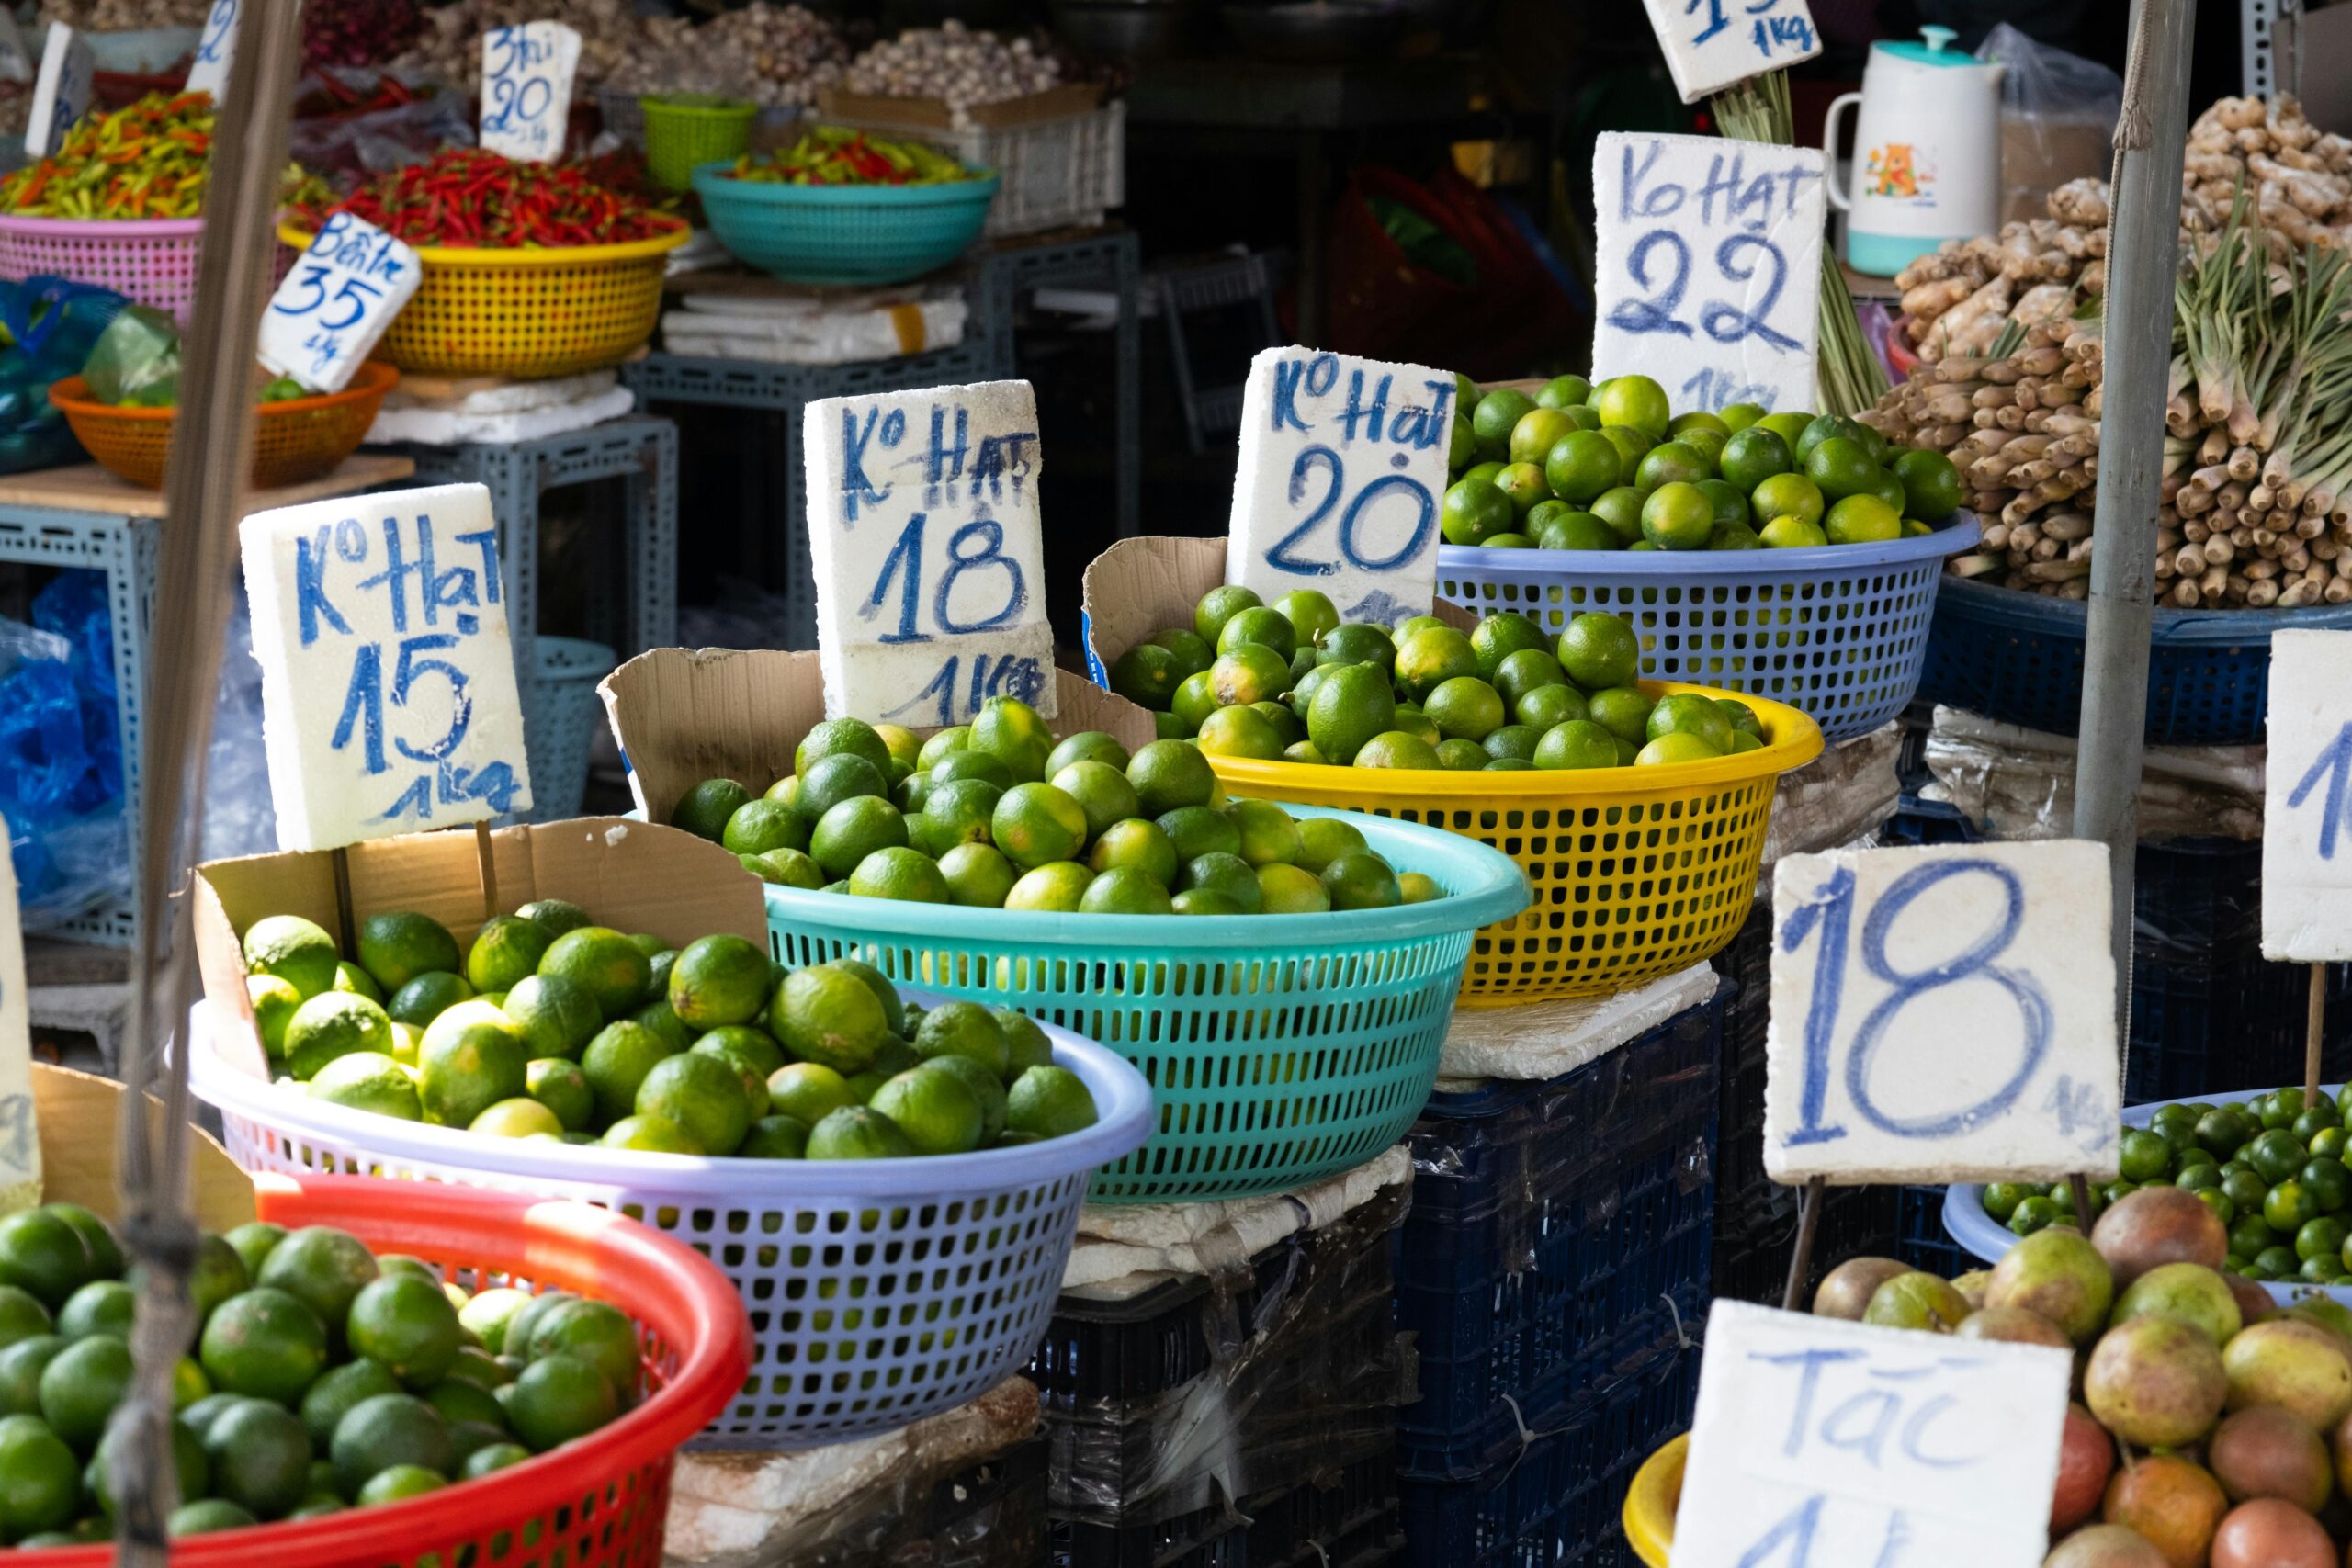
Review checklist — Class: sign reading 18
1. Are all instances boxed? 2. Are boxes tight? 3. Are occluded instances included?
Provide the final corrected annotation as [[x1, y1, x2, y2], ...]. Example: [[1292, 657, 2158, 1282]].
[[1261, 354, 1453, 580]]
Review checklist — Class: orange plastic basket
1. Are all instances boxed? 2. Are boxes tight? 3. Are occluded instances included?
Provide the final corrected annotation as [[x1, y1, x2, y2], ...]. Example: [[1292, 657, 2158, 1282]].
[[17, 1172, 751, 1568], [48, 360, 399, 490], [279, 219, 691, 378]]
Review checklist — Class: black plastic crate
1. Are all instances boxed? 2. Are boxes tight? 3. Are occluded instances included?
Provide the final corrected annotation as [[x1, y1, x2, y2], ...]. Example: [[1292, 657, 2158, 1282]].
[[1896, 1183, 1971, 1277], [1711, 1184, 1903, 1308], [1052, 1444, 1402, 1568], [1397, 1332, 1699, 1568], [1392, 992, 1719, 1481], [799, 1428, 1049, 1568], [1032, 1178, 1413, 1534]]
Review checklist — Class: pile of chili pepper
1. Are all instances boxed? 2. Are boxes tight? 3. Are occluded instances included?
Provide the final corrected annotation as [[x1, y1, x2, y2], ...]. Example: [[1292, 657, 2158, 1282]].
[[725, 126, 979, 187], [0, 93, 322, 220], [292, 148, 674, 248]]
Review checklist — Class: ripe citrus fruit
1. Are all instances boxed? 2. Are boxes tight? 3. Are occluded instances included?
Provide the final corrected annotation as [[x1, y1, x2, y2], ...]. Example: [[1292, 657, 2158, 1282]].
[[1209, 645, 1289, 708], [1509, 406, 1577, 465], [869, 1069, 984, 1156], [1558, 612, 1639, 689], [666, 934, 772, 1032], [308, 1051, 422, 1121], [1634, 440, 1709, 490], [1425, 676, 1505, 740], [1470, 389, 1535, 457], [767, 1062, 856, 1127], [1127, 740, 1216, 815], [1441, 478, 1513, 546], [330, 1391, 451, 1496], [1046, 731, 1132, 778], [1273, 590, 1339, 647], [501, 973, 600, 1060], [1226, 798, 1304, 866], [198, 1288, 327, 1405], [1513, 682, 1589, 730], [849, 846, 955, 903], [1471, 613, 1549, 678], [249, 976, 303, 1059], [912, 1002, 1012, 1077], [301, 1358, 403, 1447], [773, 964, 888, 1075], [988, 782, 1087, 869], [1536, 374, 1591, 409], [1090, 818, 1181, 886], [1534, 719, 1623, 770], [1825, 493, 1904, 545], [1181, 852, 1262, 910], [346, 1273, 461, 1386], [244, 915, 343, 999], [796, 716, 892, 780], [602, 1114, 701, 1154], [1636, 732, 1724, 764], [807, 1106, 916, 1161], [1803, 436, 1879, 501], [540, 927, 652, 1018], [721, 799, 808, 858], [1193, 584, 1262, 647], [1320, 852, 1401, 910], [938, 842, 1020, 907], [417, 1002, 528, 1128], [1894, 448, 1962, 520], [1640, 482, 1714, 549], [1645, 694, 1736, 752], [1393, 626, 1477, 702], [1007, 1066, 1100, 1138], [969, 697, 1056, 782], [1080, 866, 1174, 914], [1494, 462, 1549, 514], [1216, 605, 1297, 662], [283, 992, 396, 1081], [580, 1021, 677, 1124], [525, 1057, 594, 1131], [1353, 732, 1442, 769], [1760, 514, 1829, 547], [1593, 375, 1670, 439], [1294, 818, 1368, 875], [636, 1051, 752, 1156], [1305, 664, 1396, 766], [386, 970, 471, 1028], [810, 796, 909, 880], [671, 778, 752, 841]]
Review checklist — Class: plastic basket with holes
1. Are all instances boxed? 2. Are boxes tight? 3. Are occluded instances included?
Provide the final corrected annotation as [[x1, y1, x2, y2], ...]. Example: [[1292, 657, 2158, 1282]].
[[1434, 513, 1981, 743], [277, 219, 690, 378], [1199, 689, 1820, 1007], [521, 636, 617, 821], [46, 361, 398, 489], [691, 163, 998, 286], [187, 994, 1151, 1450], [761, 803, 1528, 1204], [0, 215, 206, 319], [24, 1169, 752, 1568]]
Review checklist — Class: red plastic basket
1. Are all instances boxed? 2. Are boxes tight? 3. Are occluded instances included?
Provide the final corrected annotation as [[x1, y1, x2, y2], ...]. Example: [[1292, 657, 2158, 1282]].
[[20, 1172, 750, 1567]]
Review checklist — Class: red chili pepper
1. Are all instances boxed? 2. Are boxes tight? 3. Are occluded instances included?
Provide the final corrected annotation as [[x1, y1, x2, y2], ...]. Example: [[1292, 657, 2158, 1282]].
[[300, 147, 668, 248]]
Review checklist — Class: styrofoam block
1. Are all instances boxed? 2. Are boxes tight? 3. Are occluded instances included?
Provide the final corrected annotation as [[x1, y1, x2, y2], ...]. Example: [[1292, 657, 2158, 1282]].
[[2265, 628, 2352, 960], [1639, 0, 1820, 105], [365, 387, 634, 446], [1437, 963, 1721, 1084]]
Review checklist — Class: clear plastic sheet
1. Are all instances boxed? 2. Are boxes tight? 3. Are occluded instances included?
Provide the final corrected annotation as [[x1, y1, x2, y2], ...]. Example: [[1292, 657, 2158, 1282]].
[[199, 593, 276, 863], [1977, 23, 2122, 223], [1919, 704, 2263, 841], [1758, 721, 1904, 877], [80, 305, 179, 408], [288, 68, 476, 189]]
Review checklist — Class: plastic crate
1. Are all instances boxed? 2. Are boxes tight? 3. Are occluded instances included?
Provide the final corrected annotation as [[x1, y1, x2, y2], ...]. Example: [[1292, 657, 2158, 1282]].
[[1435, 514, 1979, 743], [828, 103, 1126, 237], [1398, 1332, 1700, 1568], [1393, 990, 1720, 1480], [1052, 1447, 1402, 1568], [188, 998, 1152, 1450], [520, 635, 617, 821], [694, 162, 1000, 286], [1030, 1177, 1411, 1534], [1895, 1182, 1970, 1277], [1917, 572, 2352, 745], [764, 804, 1528, 1203]]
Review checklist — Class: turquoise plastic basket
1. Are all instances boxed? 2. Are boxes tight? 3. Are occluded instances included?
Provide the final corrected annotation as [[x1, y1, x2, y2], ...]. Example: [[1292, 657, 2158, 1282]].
[[691, 161, 1000, 285], [763, 804, 1530, 1203]]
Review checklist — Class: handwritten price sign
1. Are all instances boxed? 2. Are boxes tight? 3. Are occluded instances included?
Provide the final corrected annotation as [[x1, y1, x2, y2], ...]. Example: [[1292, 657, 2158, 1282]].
[[1641, 0, 1821, 104], [1225, 346, 1454, 629], [24, 25, 92, 160], [240, 483, 533, 850], [2264, 630, 2352, 961], [804, 380, 1056, 727], [479, 20, 579, 163], [0, 851, 37, 1211], [1673, 1303, 2070, 1568], [1594, 133, 1826, 416], [1765, 840, 2120, 1184], [186, 0, 239, 96], [259, 212, 420, 393]]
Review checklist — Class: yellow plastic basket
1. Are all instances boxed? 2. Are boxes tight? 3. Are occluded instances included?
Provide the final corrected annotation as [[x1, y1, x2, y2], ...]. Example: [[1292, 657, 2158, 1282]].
[[1623, 1433, 1686, 1566], [1206, 683, 1822, 1007], [277, 218, 690, 378]]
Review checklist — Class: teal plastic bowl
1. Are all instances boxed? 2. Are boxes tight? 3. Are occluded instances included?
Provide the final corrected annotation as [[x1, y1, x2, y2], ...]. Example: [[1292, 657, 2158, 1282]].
[[691, 161, 1001, 285], [762, 803, 1531, 1203]]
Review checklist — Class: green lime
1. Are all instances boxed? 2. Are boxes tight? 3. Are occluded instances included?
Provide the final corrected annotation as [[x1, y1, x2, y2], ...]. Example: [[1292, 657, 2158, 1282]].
[[738, 1115, 808, 1158], [87, 1415, 204, 1520], [2249, 1128, 2309, 1183], [930, 842, 1013, 908], [968, 697, 1056, 783], [2269, 1181, 2321, 1233], [386, 971, 472, 1029], [1637, 733, 1724, 765], [307, 1052, 421, 1122], [986, 782, 1087, 870], [416, 1001, 528, 1129], [1006, 862, 1095, 912], [1468, 618, 1547, 686], [1893, 448, 1962, 521], [671, 778, 752, 842], [0, 1412, 80, 1537], [1513, 682, 1589, 729], [0, 1289, 48, 1354], [1632, 440, 1707, 491], [663, 933, 768, 1033], [1216, 605, 1298, 662], [1533, 719, 1623, 770], [460, 916, 548, 995], [508, 900, 587, 942], [910, 1002, 1011, 1077], [920, 777, 1006, 854], [257, 1226, 377, 1335], [199, 1288, 328, 1405], [517, 1058, 590, 1132], [539, 928, 652, 1018], [1319, 852, 1401, 910], [330, 1392, 451, 1498], [721, 798, 809, 859], [1087, 818, 1182, 887], [333, 962, 383, 1004], [1490, 462, 1548, 516], [580, 1022, 681, 1124], [300, 1359, 402, 1450], [773, 964, 888, 1076], [1393, 626, 1477, 703], [1257, 863, 1332, 912], [2306, 1156, 2352, 1213], [1195, 705, 1282, 761], [1007, 1066, 1099, 1139], [35, 1335, 130, 1448], [1046, 761, 1140, 840], [766, 1062, 857, 1129], [1470, 389, 1535, 458], [1207, 645, 1287, 710], [470, 1094, 565, 1138], [1424, 676, 1506, 742], [1803, 437, 1878, 502], [180, 1233, 250, 1324], [204, 1396, 311, 1518], [809, 797, 909, 881], [526, 1298, 639, 1404], [1225, 798, 1303, 866], [803, 1103, 915, 1159], [1080, 865, 1175, 914], [500, 973, 601, 1060], [1532, 374, 1589, 410], [1750, 472, 1825, 528], [1125, 740, 1217, 816], [1557, 613, 1638, 689], [503, 1354, 616, 1454], [1639, 482, 1714, 549], [796, 717, 892, 781], [794, 755, 890, 825], [169, 1499, 257, 1536], [244, 914, 342, 1000], [1180, 852, 1263, 911], [630, 998, 692, 1054], [1759, 514, 1828, 548], [1825, 494, 1902, 545], [1718, 427, 1792, 491], [455, 1289, 531, 1357], [868, 1068, 984, 1156], [597, 1114, 695, 1153], [1266, 592, 1335, 650], [1193, 585, 1264, 648], [1109, 642, 1183, 711], [0, 1337, 62, 1418], [281, 992, 395, 1082], [635, 1052, 752, 1156], [1304, 664, 1396, 767], [1157, 806, 1241, 863], [1352, 731, 1442, 769], [249, 975, 304, 1059], [1593, 376, 1670, 439]]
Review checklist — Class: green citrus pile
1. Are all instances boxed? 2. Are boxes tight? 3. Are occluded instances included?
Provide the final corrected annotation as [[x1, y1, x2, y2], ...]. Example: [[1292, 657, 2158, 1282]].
[[0, 1201, 633, 1542], [669, 705, 1442, 915], [242, 903, 1097, 1159], [1438, 371, 1962, 551], [1110, 592, 1765, 771]]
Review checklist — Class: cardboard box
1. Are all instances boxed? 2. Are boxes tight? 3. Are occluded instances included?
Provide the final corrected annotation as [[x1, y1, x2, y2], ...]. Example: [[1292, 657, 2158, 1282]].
[[816, 81, 1102, 131], [35, 1063, 254, 1232], [599, 649, 1158, 829], [1080, 535, 1475, 679], [193, 818, 766, 1082]]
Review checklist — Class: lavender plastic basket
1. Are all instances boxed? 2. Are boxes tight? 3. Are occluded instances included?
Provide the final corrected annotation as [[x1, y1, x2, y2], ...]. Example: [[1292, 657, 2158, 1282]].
[[1435, 513, 1981, 741]]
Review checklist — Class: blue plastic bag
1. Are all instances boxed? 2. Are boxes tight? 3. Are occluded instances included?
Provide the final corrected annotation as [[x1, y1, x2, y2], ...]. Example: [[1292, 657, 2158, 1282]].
[[0, 276, 129, 474]]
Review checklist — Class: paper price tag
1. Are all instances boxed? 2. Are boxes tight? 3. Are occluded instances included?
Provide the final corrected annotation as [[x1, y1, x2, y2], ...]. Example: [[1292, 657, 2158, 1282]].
[[1593, 132, 1826, 416], [1673, 1302, 2070, 1568], [186, 0, 239, 97], [1766, 840, 2120, 1184], [479, 21, 580, 163], [1224, 346, 1454, 629], [804, 380, 1056, 727], [259, 212, 421, 392], [1641, 0, 1820, 104], [25, 26, 93, 160], [2264, 629, 2352, 961], [0, 853, 37, 1213], [240, 483, 533, 850]]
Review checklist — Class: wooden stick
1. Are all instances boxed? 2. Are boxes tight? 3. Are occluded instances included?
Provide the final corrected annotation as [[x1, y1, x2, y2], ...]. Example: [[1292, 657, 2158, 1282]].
[[1781, 1176, 1826, 1312], [2308, 963, 2328, 1109], [330, 846, 356, 956], [2070, 1173, 2098, 1230], [473, 822, 500, 921]]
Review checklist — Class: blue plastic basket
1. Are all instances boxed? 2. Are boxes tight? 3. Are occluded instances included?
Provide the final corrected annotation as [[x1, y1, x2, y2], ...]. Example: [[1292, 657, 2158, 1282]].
[[1394, 987, 1720, 1480], [763, 804, 1531, 1204], [691, 161, 1000, 285], [1434, 513, 1980, 742], [1917, 573, 2352, 744]]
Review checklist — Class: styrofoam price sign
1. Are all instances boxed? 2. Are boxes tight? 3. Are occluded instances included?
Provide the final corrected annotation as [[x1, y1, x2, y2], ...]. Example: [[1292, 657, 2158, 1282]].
[[186, 0, 239, 96], [2264, 629, 2352, 961], [1673, 1302, 2070, 1568], [259, 212, 421, 393], [25, 25, 93, 160], [1765, 840, 2120, 1184], [1593, 133, 1826, 416], [240, 483, 533, 850], [0, 852, 37, 1213], [479, 20, 580, 163], [1641, 0, 1820, 104], [804, 379, 1055, 727], [1224, 346, 1454, 629]]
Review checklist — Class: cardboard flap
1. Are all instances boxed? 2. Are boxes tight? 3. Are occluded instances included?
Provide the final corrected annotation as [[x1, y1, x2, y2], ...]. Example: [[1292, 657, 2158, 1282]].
[[598, 649, 1157, 827], [34, 1064, 254, 1231], [1080, 534, 1476, 668]]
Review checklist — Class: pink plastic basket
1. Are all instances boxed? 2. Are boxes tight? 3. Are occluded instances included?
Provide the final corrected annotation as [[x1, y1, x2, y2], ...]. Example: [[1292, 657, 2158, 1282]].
[[0, 215, 207, 320]]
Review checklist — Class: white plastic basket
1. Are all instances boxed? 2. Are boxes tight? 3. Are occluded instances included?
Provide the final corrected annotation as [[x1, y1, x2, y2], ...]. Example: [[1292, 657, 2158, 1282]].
[[825, 102, 1125, 237], [187, 994, 1153, 1450]]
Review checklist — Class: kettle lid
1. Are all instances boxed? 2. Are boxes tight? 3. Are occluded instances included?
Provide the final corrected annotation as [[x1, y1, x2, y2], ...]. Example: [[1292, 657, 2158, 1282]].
[[1875, 24, 1989, 65]]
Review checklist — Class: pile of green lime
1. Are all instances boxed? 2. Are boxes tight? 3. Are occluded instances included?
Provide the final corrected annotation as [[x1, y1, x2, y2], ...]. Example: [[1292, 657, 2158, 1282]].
[[0, 1201, 635, 1542], [1110, 592, 1766, 772], [1984, 1089, 2352, 1286], [243, 902, 1099, 1159], [668, 705, 1441, 916], [1437, 371, 1962, 552]]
